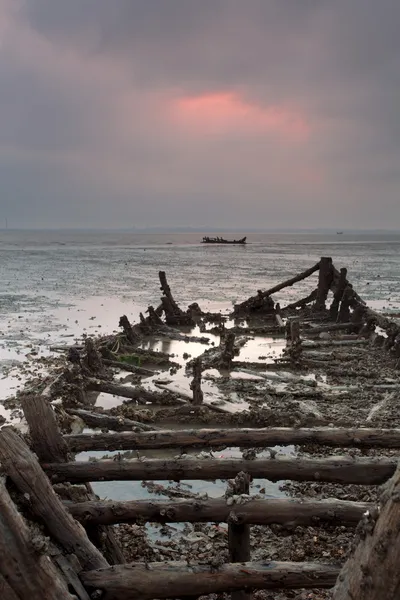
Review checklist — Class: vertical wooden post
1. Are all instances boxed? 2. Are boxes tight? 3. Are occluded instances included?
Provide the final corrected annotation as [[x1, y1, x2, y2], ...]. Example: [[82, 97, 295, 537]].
[[0, 479, 72, 599], [333, 462, 400, 600], [330, 267, 348, 321], [315, 257, 333, 311], [337, 287, 352, 323], [21, 394, 124, 565], [190, 358, 203, 405], [228, 472, 251, 600]]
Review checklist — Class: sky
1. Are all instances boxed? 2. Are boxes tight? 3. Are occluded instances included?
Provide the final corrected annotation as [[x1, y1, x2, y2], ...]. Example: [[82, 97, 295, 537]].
[[0, 0, 399, 230]]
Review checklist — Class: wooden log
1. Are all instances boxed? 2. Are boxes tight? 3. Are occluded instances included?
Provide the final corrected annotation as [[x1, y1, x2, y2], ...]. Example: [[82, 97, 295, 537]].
[[330, 267, 348, 320], [189, 357, 203, 405], [301, 322, 357, 335], [332, 462, 400, 600], [0, 428, 109, 571], [102, 359, 155, 376], [0, 479, 72, 600], [21, 394, 70, 463], [21, 395, 124, 565], [315, 257, 334, 311], [221, 331, 236, 368], [81, 560, 340, 599], [234, 263, 321, 314], [301, 339, 368, 349], [85, 378, 183, 405], [41, 455, 396, 485], [64, 427, 400, 453], [66, 496, 370, 527], [67, 408, 159, 432]]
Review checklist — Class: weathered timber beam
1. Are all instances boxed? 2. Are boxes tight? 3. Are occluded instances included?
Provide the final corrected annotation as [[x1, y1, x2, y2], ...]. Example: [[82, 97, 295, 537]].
[[234, 262, 321, 312], [281, 289, 318, 312], [0, 479, 71, 600], [102, 359, 155, 376], [21, 395, 124, 564], [66, 496, 371, 528], [0, 428, 109, 571], [333, 462, 400, 600], [81, 560, 340, 599], [66, 408, 159, 432], [42, 455, 396, 485], [63, 427, 400, 453], [21, 394, 70, 462], [85, 378, 185, 405], [301, 322, 359, 335]]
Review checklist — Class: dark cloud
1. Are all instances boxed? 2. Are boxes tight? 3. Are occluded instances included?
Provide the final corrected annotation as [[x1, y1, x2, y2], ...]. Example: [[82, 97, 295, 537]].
[[0, 0, 399, 229]]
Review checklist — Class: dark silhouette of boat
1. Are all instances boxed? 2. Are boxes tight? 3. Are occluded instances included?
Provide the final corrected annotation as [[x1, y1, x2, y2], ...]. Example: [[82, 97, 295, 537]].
[[202, 236, 247, 245]]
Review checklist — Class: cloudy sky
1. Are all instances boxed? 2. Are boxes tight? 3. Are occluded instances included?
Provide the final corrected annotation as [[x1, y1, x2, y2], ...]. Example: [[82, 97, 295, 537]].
[[0, 0, 399, 230]]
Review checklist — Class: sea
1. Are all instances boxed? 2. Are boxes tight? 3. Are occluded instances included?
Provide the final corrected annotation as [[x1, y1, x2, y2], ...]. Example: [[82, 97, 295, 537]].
[[1, 229, 400, 502]]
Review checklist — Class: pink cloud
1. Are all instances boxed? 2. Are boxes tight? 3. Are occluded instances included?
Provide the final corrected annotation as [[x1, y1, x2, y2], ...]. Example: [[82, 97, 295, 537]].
[[170, 92, 311, 142]]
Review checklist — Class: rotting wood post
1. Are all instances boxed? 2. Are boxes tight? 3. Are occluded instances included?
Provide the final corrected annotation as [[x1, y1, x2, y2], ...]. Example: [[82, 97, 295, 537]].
[[82, 337, 104, 374], [21, 394, 70, 463], [332, 461, 400, 600], [337, 286, 353, 323], [228, 472, 252, 600], [0, 479, 72, 600], [315, 256, 333, 311], [330, 267, 348, 321], [159, 271, 194, 326], [0, 427, 109, 571], [221, 332, 236, 369], [21, 394, 125, 565], [189, 357, 203, 405], [119, 314, 139, 344]]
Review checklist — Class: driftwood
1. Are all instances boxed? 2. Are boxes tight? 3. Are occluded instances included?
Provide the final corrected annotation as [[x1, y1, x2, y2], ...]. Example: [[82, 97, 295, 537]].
[[41, 455, 396, 485], [66, 496, 370, 527], [63, 426, 400, 453], [0, 428, 109, 571], [0, 479, 71, 600], [301, 322, 358, 336], [333, 462, 400, 600], [81, 560, 340, 599], [67, 408, 159, 432], [234, 262, 320, 314]]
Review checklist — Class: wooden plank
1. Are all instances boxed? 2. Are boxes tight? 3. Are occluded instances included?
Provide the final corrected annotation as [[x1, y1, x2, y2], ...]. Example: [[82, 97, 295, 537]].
[[41, 455, 396, 485], [0, 428, 109, 571], [0, 479, 71, 600], [66, 496, 370, 527], [81, 560, 340, 599], [64, 427, 400, 453], [333, 462, 400, 600]]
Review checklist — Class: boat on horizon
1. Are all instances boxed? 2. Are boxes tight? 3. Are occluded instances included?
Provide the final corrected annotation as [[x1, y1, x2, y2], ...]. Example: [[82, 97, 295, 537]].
[[202, 236, 247, 245], [337, 231, 343, 235]]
